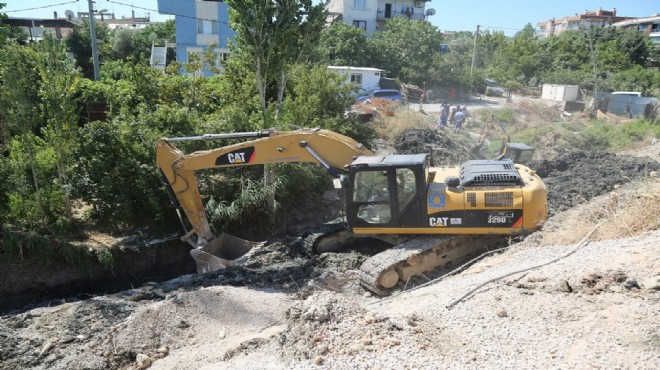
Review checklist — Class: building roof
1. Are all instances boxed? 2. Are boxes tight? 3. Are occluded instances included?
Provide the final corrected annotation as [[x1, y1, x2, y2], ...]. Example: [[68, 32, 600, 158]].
[[327, 66, 385, 72], [537, 8, 631, 26], [612, 14, 660, 27], [0, 17, 76, 28]]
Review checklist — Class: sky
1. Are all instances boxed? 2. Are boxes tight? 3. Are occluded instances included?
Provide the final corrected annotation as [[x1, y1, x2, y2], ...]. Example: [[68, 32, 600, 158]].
[[4, 0, 659, 36]]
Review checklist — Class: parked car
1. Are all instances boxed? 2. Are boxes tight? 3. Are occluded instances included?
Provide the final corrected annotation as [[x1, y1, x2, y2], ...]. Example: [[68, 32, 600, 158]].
[[611, 91, 642, 97], [484, 79, 504, 97], [355, 89, 403, 103]]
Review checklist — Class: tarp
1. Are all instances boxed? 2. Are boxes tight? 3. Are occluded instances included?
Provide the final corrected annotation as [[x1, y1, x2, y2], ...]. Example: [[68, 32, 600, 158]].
[[596, 93, 657, 118]]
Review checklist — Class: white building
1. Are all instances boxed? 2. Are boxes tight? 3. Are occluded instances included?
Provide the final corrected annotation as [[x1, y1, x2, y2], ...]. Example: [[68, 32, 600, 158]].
[[541, 84, 579, 102], [328, 66, 384, 94], [325, 0, 431, 35], [612, 14, 660, 44]]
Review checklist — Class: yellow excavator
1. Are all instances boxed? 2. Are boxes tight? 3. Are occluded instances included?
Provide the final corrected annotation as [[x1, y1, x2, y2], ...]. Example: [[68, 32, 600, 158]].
[[157, 128, 547, 295], [472, 114, 536, 164]]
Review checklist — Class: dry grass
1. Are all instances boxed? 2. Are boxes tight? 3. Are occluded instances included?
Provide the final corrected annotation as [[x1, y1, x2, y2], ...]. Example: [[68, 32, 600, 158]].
[[533, 176, 660, 247], [370, 107, 434, 145]]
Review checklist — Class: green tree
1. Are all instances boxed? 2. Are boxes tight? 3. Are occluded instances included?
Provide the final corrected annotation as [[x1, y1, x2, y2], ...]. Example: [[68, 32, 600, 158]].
[[65, 19, 111, 79], [225, 0, 326, 123], [0, 43, 51, 226], [282, 64, 375, 144], [313, 22, 369, 66], [34, 34, 83, 219], [367, 18, 444, 86], [489, 24, 542, 86], [607, 65, 659, 95], [110, 20, 176, 62]]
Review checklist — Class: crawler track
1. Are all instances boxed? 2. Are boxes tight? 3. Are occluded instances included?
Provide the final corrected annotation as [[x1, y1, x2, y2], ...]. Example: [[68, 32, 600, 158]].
[[359, 235, 502, 295]]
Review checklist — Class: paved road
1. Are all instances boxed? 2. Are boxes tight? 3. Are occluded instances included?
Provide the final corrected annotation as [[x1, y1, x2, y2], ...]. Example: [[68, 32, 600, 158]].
[[408, 95, 509, 114]]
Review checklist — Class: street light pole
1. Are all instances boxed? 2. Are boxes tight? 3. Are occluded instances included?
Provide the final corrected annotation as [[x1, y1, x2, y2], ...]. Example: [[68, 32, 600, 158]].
[[87, 0, 100, 80]]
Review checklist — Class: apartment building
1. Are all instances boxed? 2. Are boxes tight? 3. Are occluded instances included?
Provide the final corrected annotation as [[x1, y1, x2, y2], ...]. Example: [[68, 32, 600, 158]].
[[325, 0, 431, 35], [536, 8, 631, 39], [157, 0, 234, 67], [612, 14, 660, 44]]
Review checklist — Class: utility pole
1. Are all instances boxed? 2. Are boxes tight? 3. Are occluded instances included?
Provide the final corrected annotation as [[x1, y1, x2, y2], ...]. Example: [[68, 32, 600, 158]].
[[588, 34, 598, 117], [469, 25, 480, 94], [87, 0, 100, 80]]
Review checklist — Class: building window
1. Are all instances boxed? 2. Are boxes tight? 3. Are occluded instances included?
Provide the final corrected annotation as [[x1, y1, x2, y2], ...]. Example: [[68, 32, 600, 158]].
[[651, 23, 660, 32], [197, 19, 218, 34], [353, 20, 367, 30], [638, 23, 649, 32], [350, 73, 362, 85], [353, 0, 366, 10]]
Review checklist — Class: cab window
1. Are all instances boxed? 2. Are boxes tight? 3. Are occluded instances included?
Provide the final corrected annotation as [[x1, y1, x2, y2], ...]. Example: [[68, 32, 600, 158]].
[[353, 170, 391, 224]]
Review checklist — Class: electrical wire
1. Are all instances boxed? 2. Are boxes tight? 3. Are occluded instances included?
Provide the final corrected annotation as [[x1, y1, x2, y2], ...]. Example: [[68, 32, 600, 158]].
[[4, 1, 78, 13], [106, 0, 227, 24]]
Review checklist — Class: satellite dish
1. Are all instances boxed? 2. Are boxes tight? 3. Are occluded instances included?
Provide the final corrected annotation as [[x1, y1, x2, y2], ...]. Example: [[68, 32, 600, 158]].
[[425, 8, 436, 16], [65, 10, 74, 20]]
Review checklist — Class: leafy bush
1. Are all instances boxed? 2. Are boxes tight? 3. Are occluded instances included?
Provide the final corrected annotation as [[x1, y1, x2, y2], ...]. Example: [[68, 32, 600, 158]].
[[2, 135, 70, 230], [73, 120, 174, 227]]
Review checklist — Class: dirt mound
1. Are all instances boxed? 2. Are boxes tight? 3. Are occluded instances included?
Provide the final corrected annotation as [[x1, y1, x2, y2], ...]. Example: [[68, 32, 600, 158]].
[[529, 150, 658, 215], [394, 128, 473, 166], [277, 291, 443, 368]]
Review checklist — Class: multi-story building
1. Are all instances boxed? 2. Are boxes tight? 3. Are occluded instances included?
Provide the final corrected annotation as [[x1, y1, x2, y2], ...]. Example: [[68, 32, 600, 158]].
[[2, 14, 75, 41], [536, 8, 631, 39], [325, 0, 431, 35], [612, 14, 660, 44], [157, 0, 234, 67]]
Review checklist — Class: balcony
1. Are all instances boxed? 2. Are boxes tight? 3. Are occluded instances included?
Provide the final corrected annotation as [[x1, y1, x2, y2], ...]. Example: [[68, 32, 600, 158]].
[[377, 9, 425, 21]]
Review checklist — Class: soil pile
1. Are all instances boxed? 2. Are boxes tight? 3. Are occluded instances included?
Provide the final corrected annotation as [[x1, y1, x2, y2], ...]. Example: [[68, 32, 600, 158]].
[[393, 128, 474, 165], [529, 150, 658, 215]]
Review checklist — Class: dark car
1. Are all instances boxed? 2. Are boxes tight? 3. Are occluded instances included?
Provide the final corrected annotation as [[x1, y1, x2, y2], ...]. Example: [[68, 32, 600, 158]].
[[355, 89, 403, 103]]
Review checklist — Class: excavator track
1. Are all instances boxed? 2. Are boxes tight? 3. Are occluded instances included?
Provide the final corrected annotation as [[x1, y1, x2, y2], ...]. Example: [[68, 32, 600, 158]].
[[359, 234, 502, 296]]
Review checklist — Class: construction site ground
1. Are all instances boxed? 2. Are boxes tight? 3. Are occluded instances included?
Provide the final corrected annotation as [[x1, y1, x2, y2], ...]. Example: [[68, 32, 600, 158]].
[[1, 96, 659, 370]]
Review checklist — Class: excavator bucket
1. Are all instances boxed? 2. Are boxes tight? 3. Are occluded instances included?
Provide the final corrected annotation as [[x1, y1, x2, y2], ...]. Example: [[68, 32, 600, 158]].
[[189, 233, 265, 274], [470, 143, 486, 160]]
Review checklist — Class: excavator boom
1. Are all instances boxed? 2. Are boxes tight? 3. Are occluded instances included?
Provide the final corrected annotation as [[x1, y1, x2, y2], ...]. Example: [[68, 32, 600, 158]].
[[157, 128, 373, 250]]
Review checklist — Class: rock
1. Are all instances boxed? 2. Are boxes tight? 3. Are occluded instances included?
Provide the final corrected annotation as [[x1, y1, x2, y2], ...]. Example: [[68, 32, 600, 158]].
[[608, 285, 623, 293], [558, 280, 573, 293], [157, 346, 169, 354], [496, 309, 508, 318], [136, 353, 152, 369], [314, 356, 324, 365], [623, 280, 640, 289], [38, 338, 59, 358], [642, 275, 660, 290]]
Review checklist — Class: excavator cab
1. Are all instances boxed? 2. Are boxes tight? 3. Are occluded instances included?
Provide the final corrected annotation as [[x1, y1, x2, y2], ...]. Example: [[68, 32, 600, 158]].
[[501, 143, 535, 164], [346, 154, 429, 229]]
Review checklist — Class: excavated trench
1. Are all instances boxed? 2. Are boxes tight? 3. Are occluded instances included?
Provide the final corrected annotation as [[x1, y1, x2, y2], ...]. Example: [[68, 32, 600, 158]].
[[2, 128, 658, 314]]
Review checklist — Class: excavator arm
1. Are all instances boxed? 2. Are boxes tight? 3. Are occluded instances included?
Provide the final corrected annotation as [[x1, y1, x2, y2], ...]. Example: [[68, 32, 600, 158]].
[[474, 114, 510, 159], [156, 128, 373, 248]]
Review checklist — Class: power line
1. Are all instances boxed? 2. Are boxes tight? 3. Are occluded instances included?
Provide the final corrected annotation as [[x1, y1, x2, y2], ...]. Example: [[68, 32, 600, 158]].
[[4, 1, 78, 13], [106, 0, 227, 24]]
